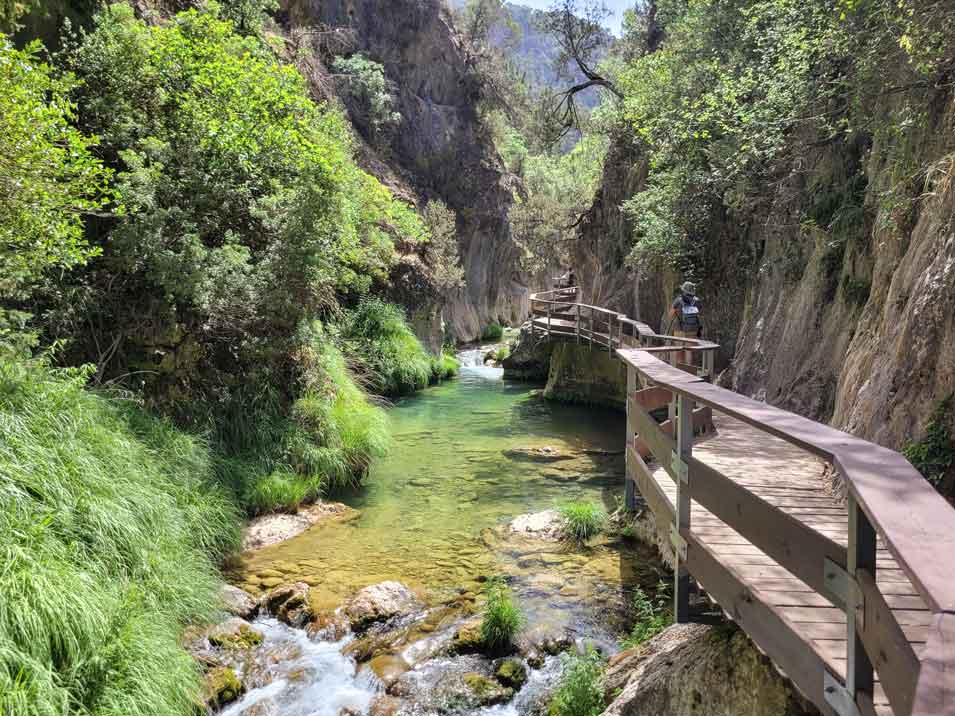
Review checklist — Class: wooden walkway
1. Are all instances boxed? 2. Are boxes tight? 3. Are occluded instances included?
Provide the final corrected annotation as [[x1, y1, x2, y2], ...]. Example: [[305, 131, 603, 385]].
[[529, 287, 955, 716]]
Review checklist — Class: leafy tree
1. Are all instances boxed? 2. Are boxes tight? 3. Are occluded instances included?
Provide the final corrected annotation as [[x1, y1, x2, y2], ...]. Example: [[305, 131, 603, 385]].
[[332, 53, 401, 142], [0, 37, 112, 346], [422, 199, 465, 296]]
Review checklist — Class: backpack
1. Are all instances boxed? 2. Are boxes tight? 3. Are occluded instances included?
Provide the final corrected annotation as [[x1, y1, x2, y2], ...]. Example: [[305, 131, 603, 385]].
[[679, 294, 700, 329]]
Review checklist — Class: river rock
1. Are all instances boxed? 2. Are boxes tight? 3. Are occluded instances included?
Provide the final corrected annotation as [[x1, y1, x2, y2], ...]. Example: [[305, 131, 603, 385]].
[[494, 658, 527, 689], [508, 510, 563, 541], [502, 446, 576, 463], [369, 653, 411, 689], [221, 584, 257, 619], [450, 616, 484, 654], [207, 617, 264, 650], [462, 672, 514, 705], [259, 582, 313, 627], [602, 623, 817, 716], [307, 611, 351, 641], [342, 581, 420, 631], [501, 322, 553, 381], [368, 695, 403, 716], [242, 501, 359, 551], [203, 666, 244, 709]]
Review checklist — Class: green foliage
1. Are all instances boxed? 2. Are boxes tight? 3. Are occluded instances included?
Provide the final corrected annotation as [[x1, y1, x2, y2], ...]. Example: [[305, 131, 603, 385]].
[[340, 297, 437, 397], [219, 0, 278, 35], [422, 200, 465, 296], [482, 322, 505, 341], [0, 358, 239, 716], [557, 500, 607, 542], [431, 350, 461, 381], [53, 4, 425, 405], [492, 345, 511, 362], [903, 395, 955, 489], [0, 38, 112, 319], [480, 578, 525, 653], [622, 582, 672, 648], [333, 53, 401, 141], [547, 647, 605, 716]]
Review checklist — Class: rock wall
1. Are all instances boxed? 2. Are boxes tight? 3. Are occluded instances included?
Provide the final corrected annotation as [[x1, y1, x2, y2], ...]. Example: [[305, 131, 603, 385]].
[[282, 0, 528, 343], [602, 623, 818, 716], [542, 343, 627, 409], [568, 82, 955, 455]]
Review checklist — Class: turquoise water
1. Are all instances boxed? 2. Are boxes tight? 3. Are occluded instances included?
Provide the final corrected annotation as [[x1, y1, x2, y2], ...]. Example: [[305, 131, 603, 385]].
[[237, 348, 650, 623]]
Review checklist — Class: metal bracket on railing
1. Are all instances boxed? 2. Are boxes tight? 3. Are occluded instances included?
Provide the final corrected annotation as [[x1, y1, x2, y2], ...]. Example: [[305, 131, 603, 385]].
[[823, 558, 864, 624], [670, 524, 688, 561], [671, 451, 689, 484], [824, 671, 861, 716]]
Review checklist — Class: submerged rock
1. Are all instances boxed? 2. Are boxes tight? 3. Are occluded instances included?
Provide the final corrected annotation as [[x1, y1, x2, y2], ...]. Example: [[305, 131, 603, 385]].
[[259, 582, 313, 627], [203, 666, 244, 709], [221, 584, 257, 619], [602, 623, 818, 716], [342, 581, 420, 631], [369, 653, 411, 690], [207, 617, 264, 650], [507, 510, 564, 541], [241, 501, 359, 551], [502, 446, 576, 463]]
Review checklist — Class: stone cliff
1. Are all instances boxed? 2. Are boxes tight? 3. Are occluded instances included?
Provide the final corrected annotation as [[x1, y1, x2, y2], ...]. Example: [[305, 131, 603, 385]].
[[281, 0, 528, 343]]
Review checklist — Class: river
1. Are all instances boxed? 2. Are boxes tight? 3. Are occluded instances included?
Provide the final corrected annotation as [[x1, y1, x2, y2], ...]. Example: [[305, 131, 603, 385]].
[[226, 348, 663, 716]]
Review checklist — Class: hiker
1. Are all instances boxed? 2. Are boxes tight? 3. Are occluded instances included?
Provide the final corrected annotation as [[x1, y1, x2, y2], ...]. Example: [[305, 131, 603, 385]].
[[670, 281, 703, 339]]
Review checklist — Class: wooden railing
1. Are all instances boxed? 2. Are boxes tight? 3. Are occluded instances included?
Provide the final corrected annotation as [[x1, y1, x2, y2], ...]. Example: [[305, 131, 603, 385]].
[[529, 288, 955, 716]]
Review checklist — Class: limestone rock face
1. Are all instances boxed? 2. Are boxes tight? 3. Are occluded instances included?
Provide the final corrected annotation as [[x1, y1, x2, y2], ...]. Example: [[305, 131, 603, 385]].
[[342, 581, 420, 631], [221, 584, 257, 619], [603, 624, 817, 716], [543, 342, 627, 410], [502, 322, 553, 381], [283, 0, 528, 342]]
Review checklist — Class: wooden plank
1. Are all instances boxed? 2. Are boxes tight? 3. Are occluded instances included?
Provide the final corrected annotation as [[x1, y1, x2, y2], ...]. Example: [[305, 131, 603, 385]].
[[911, 612, 955, 716], [629, 395, 676, 473], [684, 531, 829, 711], [856, 569, 920, 716], [632, 386, 672, 412], [627, 445, 675, 523]]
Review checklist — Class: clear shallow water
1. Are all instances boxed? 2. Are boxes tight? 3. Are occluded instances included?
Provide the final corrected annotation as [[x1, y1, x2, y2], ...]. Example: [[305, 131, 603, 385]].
[[236, 347, 634, 611]]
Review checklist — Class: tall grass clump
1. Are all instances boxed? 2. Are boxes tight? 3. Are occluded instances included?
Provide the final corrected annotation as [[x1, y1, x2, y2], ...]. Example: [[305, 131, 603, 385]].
[[482, 322, 505, 341], [481, 578, 525, 654], [341, 297, 436, 396], [548, 648, 606, 716], [0, 358, 240, 716], [557, 500, 607, 542], [431, 349, 460, 381]]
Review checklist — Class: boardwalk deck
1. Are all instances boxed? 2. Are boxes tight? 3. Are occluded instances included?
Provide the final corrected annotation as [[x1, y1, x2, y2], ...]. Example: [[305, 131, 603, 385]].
[[645, 413, 929, 716], [528, 286, 955, 716]]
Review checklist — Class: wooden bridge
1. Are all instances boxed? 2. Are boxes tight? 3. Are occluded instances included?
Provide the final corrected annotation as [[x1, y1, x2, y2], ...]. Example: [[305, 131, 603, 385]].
[[530, 287, 955, 716]]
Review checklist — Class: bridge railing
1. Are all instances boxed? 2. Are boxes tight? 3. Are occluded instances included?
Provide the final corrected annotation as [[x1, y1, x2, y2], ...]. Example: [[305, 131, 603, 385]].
[[528, 289, 955, 716]]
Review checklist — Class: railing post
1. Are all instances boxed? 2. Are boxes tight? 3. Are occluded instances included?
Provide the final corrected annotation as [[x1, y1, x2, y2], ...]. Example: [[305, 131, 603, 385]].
[[625, 365, 638, 510], [703, 348, 714, 381], [547, 301, 551, 336], [575, 304, 580, 344], [673, 392, 693, 623], [847, 496, 876, 707], [530, 300, 536, 340], [668, 351, 678, 424], [608, 314, 614, 354]]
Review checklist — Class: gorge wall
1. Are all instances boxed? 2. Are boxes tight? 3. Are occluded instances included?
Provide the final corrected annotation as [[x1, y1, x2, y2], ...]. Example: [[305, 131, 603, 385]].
[[567, 85, 955, 456], [282, 0, 528, 343]]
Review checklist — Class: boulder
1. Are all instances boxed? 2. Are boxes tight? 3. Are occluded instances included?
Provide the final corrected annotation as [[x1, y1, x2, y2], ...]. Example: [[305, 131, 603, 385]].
[[307, 611, 351, 641], [203, 666, 244, 709], [207, 617, 264, 650], [462, 672, 514, 706], [494, 658, 527, 689], [259, 582, 313, 627], [507, 510, 564, 541], [501, 322, 553, 381], [342, 581, 420, 631], [602, 623, 818, 716], [221, 584, 257, 619], [369, 653, 411, 690]]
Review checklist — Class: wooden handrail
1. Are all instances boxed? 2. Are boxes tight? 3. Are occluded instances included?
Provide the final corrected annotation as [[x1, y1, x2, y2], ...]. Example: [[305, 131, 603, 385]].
[[527, 288, 955, 716]]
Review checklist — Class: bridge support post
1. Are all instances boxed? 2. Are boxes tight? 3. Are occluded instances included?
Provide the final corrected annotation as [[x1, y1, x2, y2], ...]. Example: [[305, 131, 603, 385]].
[[673, 393, 693, 623], [847, 496, 876, 708]]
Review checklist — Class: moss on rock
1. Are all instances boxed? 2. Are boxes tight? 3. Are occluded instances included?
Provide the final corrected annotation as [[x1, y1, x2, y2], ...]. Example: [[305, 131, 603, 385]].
[[203, 666, 244, 709]]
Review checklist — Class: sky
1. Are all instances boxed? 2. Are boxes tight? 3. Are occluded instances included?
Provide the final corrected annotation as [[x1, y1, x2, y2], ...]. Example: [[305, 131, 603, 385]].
[[507, 0, 635, 36]]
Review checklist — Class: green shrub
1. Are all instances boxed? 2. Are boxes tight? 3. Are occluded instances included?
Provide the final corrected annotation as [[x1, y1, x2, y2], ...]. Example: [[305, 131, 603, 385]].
[[903, 395, 955, 489], [431, 350, 460, 381], [548, 648, 605, 716], [622, 583, 671, 648], [0, 358, 239, 716], [494, 345, 511, 362], [481, 578, 525, 653], [557, 500, 607, 542], [482, 322, 505, 341], [341, 297, 436, 396]]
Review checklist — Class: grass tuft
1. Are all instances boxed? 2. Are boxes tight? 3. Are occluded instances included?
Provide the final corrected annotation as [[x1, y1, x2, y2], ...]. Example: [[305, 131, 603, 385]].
[[431, 349, 460, 381], [622, 582, 672, 648], [481, 322, 505, 341], [557, 500, 607, 542], [0, 358, 239, 716], [480, 577, 525, 653]]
